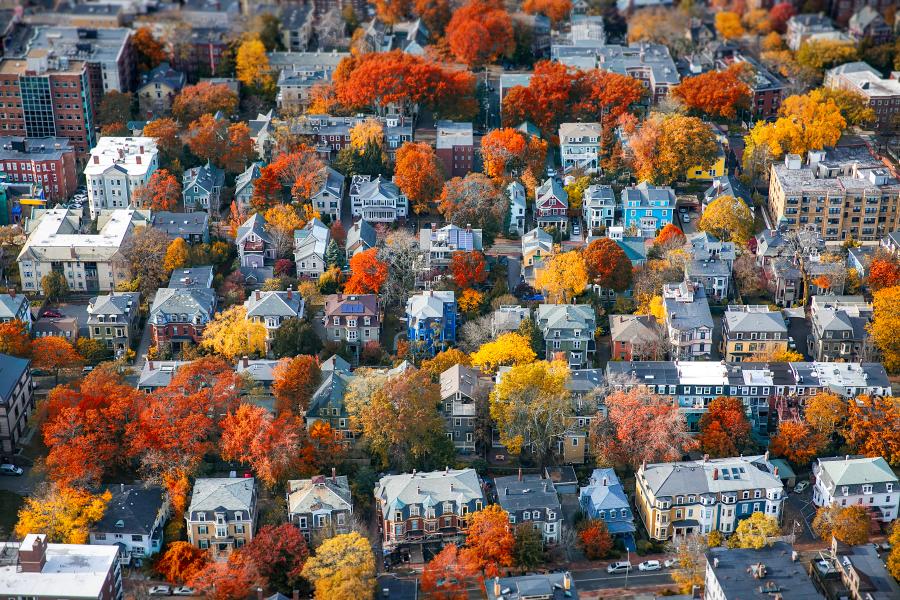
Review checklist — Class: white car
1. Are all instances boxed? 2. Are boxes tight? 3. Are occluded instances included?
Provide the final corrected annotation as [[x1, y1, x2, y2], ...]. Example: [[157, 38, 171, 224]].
[[639, 560, 661, 571], [0, 463, 23, 476], [173, 587, 196, 596], [793, 481, 809, 493], [148, 586, 171, 596], [664, 558, 677, 568], [607, 561, 632, 574]]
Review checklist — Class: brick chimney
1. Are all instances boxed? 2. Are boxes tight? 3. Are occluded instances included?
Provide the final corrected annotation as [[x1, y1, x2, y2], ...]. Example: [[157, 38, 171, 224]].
[[93, 155, 99, 164], [713, 468, 718, 480], [135, 155, 141, 165], [255, 290, 261, 301], [148, 359, 154, 370], [287, 286, 292, 300], [332, 467, 336, 483], [18, 534, 48, 573], [8, 288, 14, 299], [242, 356, 249, 368]]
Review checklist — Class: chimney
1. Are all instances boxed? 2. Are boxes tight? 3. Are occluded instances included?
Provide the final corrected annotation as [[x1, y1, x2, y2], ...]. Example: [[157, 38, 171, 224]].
[[518, 467, 522, 482], [845, 455, 850, 461], [504, 487, 509, 496], [148, 359, 154, 370], [120, 483, 124, 492], [93, 155, 99, 164], [713, 468, 718, 480], [8, 288, 14, 299], [332, 467, 336, 483], [287, 286, 292, 300], [256, 587, 263, 600], [466, 223, 471, 232], [135, 155, 141, 165], [602, 477, 608, 486], [493, 577, 501, 597], [255, 290, 261, 301], [713, 557, 719, 569], [18, 534, 48, 573], [242, 356, 249, 368], [563, 572, 571, 590], [292, 592, 299, 600], [703, 454, 709, 462], [764, 450, 769, 460]]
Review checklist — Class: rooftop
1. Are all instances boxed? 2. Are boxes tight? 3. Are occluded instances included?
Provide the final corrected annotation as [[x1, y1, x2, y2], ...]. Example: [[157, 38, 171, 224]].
[[706, 542, 821, 599], [0, 535, 119, 597]]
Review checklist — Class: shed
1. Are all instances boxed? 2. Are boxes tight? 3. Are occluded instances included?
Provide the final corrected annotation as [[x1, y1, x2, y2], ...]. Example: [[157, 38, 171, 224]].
[[769, 458, 797, 488]]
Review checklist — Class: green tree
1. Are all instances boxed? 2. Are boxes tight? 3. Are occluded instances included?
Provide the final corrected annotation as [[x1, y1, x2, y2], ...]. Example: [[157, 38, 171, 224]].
[[98, 91, 133, 126], [324, 238, 346, 269], [41, 271, 68, 301], [513, 524, 544, 570], [76, 338, 112, 365], [271, 318, 323, 358]]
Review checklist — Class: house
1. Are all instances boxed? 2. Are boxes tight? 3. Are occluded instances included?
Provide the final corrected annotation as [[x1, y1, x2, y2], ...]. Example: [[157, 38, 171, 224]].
[[786, 13, 837, 51], [17, 208, 146, 293], [186, 477, 257, 560], [0, 353, 32, 455], [809, 295, 874, 362], [579, 468, 636, 551], [361, 17, 430, 56], [705, 542, 822, 600], [562, 369, 603, 464], [622, 182, 675, 238], [90, 484, 169, 564], [768, 258, 804, 307], [522, 227, 554, 269], [825, 62, 900, 132], [534, 178, 569, 234], [406, 290, 457, 353], [754, 227, 825, 271], [310, 167, 345, 222], [236, 213, 276, 268], [583, 185, 615, 231], [32, 317, 78, 341], [721, 305, 788, 362], [636, 454, 785, 541], [558, 122, 601, 173], [287, 472, 353, 541], [848, 6, 893, 43], [137, 62, 186, 118], [294, 114, 412, 161], [511, 12, 551, 59], [685, 132, 726, 181], [663, 281, 713, 360], [87, 292, 141, 355], [820, 537, 900, 600], [543, 466, 579, 495], [137, 360, 189, 393], [440, 364, 488, 454], [294, 218, 330, 278], [419, 223, 483, 269], [0, 291, 31, 331], [0, 534, 122, 600], [846, 245, 875, 279], [507, 181, 526, 236], [305, 356, 355, 443], [275, 69, 330, 113], [435, 121, 474, 178], [151, 211, 210, 245], [684, 232, 735, 300], [182, 161, 225, 213], [812, 456, 898, 523], [375, 468, 485, 552], [248, 112, 275, 160], [536, 304, 595, 368], [149, 269, 216, 350], [244, 289, 304, 354], [346, 219, 376, 257], [279, 2, 314, 51], [495, 473, 563, 544], [234, 162, 263, 212], [485, 572, 578, 600], [84, 137, 159, 219], [491, 305, 529, 337], [609, 314, 663, 361], [349, 175, 408, 222], [322, 294, 380, 360]]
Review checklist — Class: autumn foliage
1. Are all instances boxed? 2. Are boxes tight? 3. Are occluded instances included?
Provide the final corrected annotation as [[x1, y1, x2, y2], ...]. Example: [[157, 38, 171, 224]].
[[156, 541, 209, 584], [134, 169, 181, 210], [0, 319, 32, 357], [655, 223, 686, 248], [672, 65, 751, 119], [344, 248, 388, 294], [867, 256, 900, 291], [15, 485, 111, 544], [445, 0, 514, 67], [583, 238, 633, 292], [522, 0, 572, 26], [459, 505, 515, 577], [768, 419, 824, 466], [172, 82, 238, 124], [627, 113, 719, 185], [394, 142, 445, 214], [186, 115, 256, 173], [271, 355, 321, 415], [843, 394, 900, 465], [220, 404, 309, 486], [471, 332, 537, 374], [579, 519, 614, 560], [813, 504, 870, 545], [698, 397, 752, 458], [450, 250, 488, 289], [243, 524, 309, 592], [480, 128, 547, 180], [421, 544, 476, 600]]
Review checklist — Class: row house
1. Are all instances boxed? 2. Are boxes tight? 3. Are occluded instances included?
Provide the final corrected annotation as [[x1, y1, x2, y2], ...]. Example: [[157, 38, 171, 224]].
[[346, 219, 375, 257], [244, 289, 304, 355], [536, 304, 595, 368], [534, 178, 569, 234], [786, 13, 837, 51], [85, 137, 158, 220], [0, 354, 33, 455], [182, 160, 225, 213], [721, 305, 788, 362], [186, 477, 256, 560], [495, 473, 563, 544], [559, 122, 601, 173], [322, 293, 380, 362], [0, 136, 78, 203], [662, 281, 713, 360], [812, 455, 898, 523], [507, 181, 527, 236], [636, 454, 785, 541], [294, 114, 412, 161], [310, 166, 345, 222], [809, 295, 875, 362], [579, 468, 636, 551], [234, 162, 263, 212], [439, 364, 489, 454], [435, 121, 474, 178], [705, 542, 822, 600], [848, 7, 893, 43], [294, 217, 330, 278], [419, 223, 483, 270], [89, 485, 168, 565], [305, 355, 355, 443], [87, 291, 140, 354], [376, 468, 485, 552], [149, 266, 216, 350], [583, 184, 615, 231], [287, 472, 353, 541], [236, 212, 276, 269], [406, 290, 456, 354], [349, 175, 408, 223]]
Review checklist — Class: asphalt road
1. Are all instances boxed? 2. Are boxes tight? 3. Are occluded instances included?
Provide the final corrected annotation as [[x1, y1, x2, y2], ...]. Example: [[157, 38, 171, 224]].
[[572, 567, 674, 592]]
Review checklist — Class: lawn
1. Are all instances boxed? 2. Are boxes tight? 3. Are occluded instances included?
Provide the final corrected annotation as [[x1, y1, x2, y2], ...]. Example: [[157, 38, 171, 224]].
[[0, 490, 24, 536]]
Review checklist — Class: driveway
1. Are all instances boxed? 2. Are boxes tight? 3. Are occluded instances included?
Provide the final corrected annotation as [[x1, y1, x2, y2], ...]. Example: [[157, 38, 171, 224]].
[[783, 485, 818, 544], [44, 301, 89, 337], [507, 257, 521, 292]]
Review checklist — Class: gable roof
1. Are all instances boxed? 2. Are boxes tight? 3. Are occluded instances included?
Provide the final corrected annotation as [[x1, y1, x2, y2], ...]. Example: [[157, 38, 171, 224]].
[[188, 477, 255, 514], [234, 162, 263, 197], [346, 219, 376, 253], [244, 290, 304, 318], [294, 218, 330, 260], [609, 314, 657, 343], [183, 161, 225, 195], [287, 475, 352, 514], [149, 288, 216, 319], [816, 456, 897, 488], [0, 293, 27, 319], [440, 364, 482, 399], [236, 212, 271, 245], [406, 290, 455, 320]]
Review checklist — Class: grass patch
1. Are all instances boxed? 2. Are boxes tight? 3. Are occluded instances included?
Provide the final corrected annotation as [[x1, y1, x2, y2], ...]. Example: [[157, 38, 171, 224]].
[[0, 490, 24, 536]]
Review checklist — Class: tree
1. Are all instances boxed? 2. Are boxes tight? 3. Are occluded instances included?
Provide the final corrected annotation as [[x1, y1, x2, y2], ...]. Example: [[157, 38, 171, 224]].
[[583, 238, 633, 292], [122, 226, 170, 299], [133, 27, 167, 72], [421, 544, 475, 600], [480, 128, 547, 179], [817, 87, 876, 127], [749, 348, 805, 362], [378, 230, 421, 308], [655, 223, 686, 249], [868, 286, 900, 373], [727, 512, 780, 549], [73, 338, 108, 366], [534, 251, 588, 303], [627, 7, 690, 46], [761, 31, 784, 51], [188, 552, 262, 600], [172, 82, 238, 124], [98, 91, 133, 126], [589, 388, 697, 469], [698, 195, 754, 246], [271, 318, 323, 358], [768, 2, 795, 33], [522, 0, 571, 27], [768, 420, 824, 466], [373, 0, 413, 24], [156, 541, 209, 584], [628, 113, 719, 185], [733, 253, 766, 297], [579, 519, 613, 560], [271, 355, 321, 415], [672, 66, 751, 119], [15, 485, 111, 544], [842, 394, 900, 465], [449, 251, 488, 289], [0, 319, 31, 357], [264, 204, 304, 257], [32, 336, 82, 384], [243, 524, 309, 593], [220, 404, 306, 486], [186, 116, 256, 173], [349, 119, 384, 151], [344, 248, 388, 294], [812, 504, 870, 545], [445, 0, 514, 67], [715, 11, 745, 40], [669, 535, 709, 594], [414, 0, 451, 36], [796, 40, 858, 72], [513, 523, 544, 570], [867, 256, 900, 291], [458, 288, 483, 313], [301, 532, 376, 600], [421, 348, 472, 380], [471, 332, 537, 374], [394, 142, 444, 214], [887, 521, 900, 580], [460, 505, 515, 577], [236, 37, 273, 91], [438, 174, 507, 244], [697, 397, 752, 458], [489, 360, 571, 463], [134, 169, 181, 211], [41, 271, 68, 302], [164, 237, 190, 272], [143, 118, 182, 163], [803, 392, 847, 440], [324, 238, 345, 269], [201, 306, 267, 360]]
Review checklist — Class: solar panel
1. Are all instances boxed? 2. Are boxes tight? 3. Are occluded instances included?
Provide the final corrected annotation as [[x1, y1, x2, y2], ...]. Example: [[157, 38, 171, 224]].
[[342, 303, 364, 314]]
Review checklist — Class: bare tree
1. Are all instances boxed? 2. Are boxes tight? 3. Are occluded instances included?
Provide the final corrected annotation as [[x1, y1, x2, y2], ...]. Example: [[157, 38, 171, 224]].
[[458, 314, 493, 353], [377, 230, 422, 308], [733, 253, 766, 298]]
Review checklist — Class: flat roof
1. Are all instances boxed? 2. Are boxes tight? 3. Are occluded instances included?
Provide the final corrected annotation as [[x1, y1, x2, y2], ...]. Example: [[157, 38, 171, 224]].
[[0, 537, 118, 597]]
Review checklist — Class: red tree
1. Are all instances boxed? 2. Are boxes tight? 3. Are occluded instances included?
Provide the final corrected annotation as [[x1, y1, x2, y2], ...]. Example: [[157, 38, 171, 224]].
[[155, 541, 208, 584], [243, 524, 309, 592], [220, 404, 307, 487], [445, 0, 515, 67], [579, 520, 614, 560], [459, 505, 515, 577], [697, 396, 752, 457], [421, 544, 477, 600], [655, 223, 686, 247], [583, 238, 633, 292], [768, 2, 796, 33], [394, 142, 445, 214], [271, 355, 321, 415], [450, 251, 488, 289], [133, 169, 181, 210], [172, 82, 238, 124], [868, 257, 900, 290], [769, 419, 824, 466], [0, 320, 32, 357], [344, 248, 388, 294], [672, 65, 751, 119], [523, 0, 572, 26], [186, 116, 256, 173], [188, 552, 261, 600]]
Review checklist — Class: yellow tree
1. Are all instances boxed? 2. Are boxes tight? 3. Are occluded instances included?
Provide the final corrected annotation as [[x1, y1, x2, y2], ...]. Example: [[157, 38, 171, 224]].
[[887, 522, 900, 580], [349, 118, 384, 150], [796, 40, 858, 72], [669, 535, 709, 594], [715, 11, 745, 40], [264, 204, 304, 257], [817, 87, 876, 127], [812, 504, 870, 545], [236, 37, 273, 91], [470, 332, 537, 374], [726, 512, 780, 549], [868, 285, 900, 372], [748, 348, 804, 362], [534, 251, 588, 303], [804, 391, 847, 439], [697, 195, 754, 246], [201, 306, 267, 360], [16, 485, 112, 544], [421, 348, 472, 380], [164, 237, 190, 272], [301, 532, 375, 600]]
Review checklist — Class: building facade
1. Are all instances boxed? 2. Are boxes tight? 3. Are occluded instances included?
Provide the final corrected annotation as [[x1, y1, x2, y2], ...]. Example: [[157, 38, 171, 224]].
[[721, 305, 788, 362], [89, 484, 168, 564], [322, 293, 380, 360], [186, 477, 257, 560], [812, 456, 898, 522], [0, 137, 77, 202], [559, 122, 601, 173], [536, 304, 596, 368], [435, 121, 474, 178], [0, 353, 32, 455], [85, 137, 158, 219], [496, 473, 563, 544], [86, 291, 140, 354], [287, 473, 353, 541]]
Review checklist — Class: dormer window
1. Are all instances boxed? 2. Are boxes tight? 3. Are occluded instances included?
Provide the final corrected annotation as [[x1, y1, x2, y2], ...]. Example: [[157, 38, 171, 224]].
[[862, 485, 872, 494], [842, 486, 849, 496], [198, 512, 206, 522]]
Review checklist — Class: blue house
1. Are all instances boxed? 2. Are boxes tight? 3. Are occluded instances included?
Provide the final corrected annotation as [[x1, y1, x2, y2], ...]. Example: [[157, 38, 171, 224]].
[[579, 468, 636, 551], [621, 182, 675, 238], [405, 290, 456, 354]]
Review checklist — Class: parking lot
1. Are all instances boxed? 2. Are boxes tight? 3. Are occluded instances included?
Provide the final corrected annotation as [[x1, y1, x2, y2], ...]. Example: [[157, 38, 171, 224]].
[[783, 481, 819, 544]]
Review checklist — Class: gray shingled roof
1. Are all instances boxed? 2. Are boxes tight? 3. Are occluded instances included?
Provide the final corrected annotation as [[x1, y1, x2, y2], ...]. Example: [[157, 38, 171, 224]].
[[495, 474, 561, 513], [188, 477, 255, 514], [376, 469, 482, 513], [0, 353, 29, 399]]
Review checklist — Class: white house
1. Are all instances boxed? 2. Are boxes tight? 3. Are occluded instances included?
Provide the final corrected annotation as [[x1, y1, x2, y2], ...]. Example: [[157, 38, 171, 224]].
[[349, 175, 408, 222], [582, 184, 615, 230], [311, 167, 345, 222], [294, 218, 330, 278], [559, 122, 601, 173], [89, 484, 169, 564], [84, 137, 159, 219], [507, 181, 526, 236], [812, 455, 898, 523]]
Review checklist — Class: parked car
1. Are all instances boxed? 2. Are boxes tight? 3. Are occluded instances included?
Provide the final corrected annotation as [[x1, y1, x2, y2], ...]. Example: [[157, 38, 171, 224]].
[[664, 558, 677, 568], [41, 309, 63, 318], [793, 481, 809, 493], [572, 222, 581, 236], [172, 587, 196, 596], [607, 561, 632, 574], [639, 560, 661, 571], [0, 464, 23, 476], [148, 586, 171, 596]]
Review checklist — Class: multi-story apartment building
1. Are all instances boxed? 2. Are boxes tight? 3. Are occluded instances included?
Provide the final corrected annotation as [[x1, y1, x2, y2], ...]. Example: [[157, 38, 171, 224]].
[[636, 454, 785, 541], [536, 304, 596, 368], [287, 472, 353, 541], [559, 122, 601, 173], [622, 182, 675, 237], [705, 542, 822, 600], [376, 468, 485, 552], [848, 6, 893, 43], [0, 533, 123, 600], [17, 208, 144, 293], [419, 223, 483, 269], [496, 473, 563, 544], [0, 353, 32, 455], [435, 120, 473, 178], [768, 149, 900, 242], [172, 26, 230, 81], [813, 456, 898, 522], [186, 477, 257, 560], [87, 291, 140, 355], [439, 364, 488, 454], [0, 137, 77, 202], [294, 113, 413, 161], [809, 295, 874, 362], [663, 281, 713, 360], [349, 175, 408, 223], [89, 484, 168, 564], [721, 305, 788, 362], [85, 137, 159, 219], [583, 184, 615, 231], [244, 289, 304, 355], [826, 62, 900, 133], [322, 293, 380, 359]]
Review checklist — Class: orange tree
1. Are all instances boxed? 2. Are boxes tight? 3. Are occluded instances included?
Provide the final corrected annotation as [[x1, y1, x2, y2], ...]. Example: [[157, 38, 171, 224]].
[[344, 248, 388, 294], [579, 519, 614, 560], [445, 0, 514, 67], [0, 319, 32, 357], [868, 255, 900, 290], [32, 336, 83, 384], [459, 504, 515, 577], [582, 238, 633, 292], [155, 541, 209, 584], [842, 394, 900, 465], [672, 65, 751, 119], [420, 544, 477, 600], [768, 419, 824, 466], [133, 169, 181, 210], [697, 397, 752, 458], [172, 82, 238, 124], [394, 142, 444, 214], [271, 355, 321, 415], [449, 251, 487, 289]]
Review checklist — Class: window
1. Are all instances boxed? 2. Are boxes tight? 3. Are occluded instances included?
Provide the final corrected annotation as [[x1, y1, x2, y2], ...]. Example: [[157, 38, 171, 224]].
[[131, 534, 142, 542], [198, 526, 207, 535], [199, 539, 209, 549], [234, 512, 242, 521], [95, 533, 107, 540], [862, 484, 873, 494], [235, 524, 244, 534], [198, 512, 206, 522], [523, 511, 530, 520]]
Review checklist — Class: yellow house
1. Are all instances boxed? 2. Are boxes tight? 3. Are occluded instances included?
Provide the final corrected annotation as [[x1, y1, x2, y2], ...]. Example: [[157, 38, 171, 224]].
[[721, 305, 789, 362], [685, 134, 727, 181]]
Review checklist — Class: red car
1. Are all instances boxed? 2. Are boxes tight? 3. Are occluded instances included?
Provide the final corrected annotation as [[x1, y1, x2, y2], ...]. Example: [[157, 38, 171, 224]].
[[41, 310, 63, 318]]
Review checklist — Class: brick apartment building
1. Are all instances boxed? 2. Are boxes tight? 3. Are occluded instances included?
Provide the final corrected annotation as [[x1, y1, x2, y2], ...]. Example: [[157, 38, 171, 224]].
[[0, 136, 77, 201], [435, 120, 474, 178]]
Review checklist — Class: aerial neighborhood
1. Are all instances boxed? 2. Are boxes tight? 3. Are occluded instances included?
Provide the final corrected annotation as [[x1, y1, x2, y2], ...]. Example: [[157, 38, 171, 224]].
[[2, 0, 900, 599]]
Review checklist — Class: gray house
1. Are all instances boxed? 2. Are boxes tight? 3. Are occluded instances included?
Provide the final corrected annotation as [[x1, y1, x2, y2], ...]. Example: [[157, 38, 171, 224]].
[[346, 219, 376, 257], [0, 292, 32, 331], [0, 354, 33, 455], [768, 258, 803, 307], [151, 211, 210, 245], [662, 281, 713, 360], [286, 473, 353, 541], [87, 292, 141, 354], [495, 473, 563, 544], [491, 305, 529, 337], [182, 161, 225, 213], [684, 232, 735, 300], [721, 305, 788, 362], [244, 289, 305, 355], [536, 304, 596, 368], [90, 484, 169, 565], [236, 213, 276, 268], [440, 364, 489, 454], [311, 167, 345, 222], [809, 295, 875, 362], [306, 357, 355, 444], [234, 162, 263, 212]]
